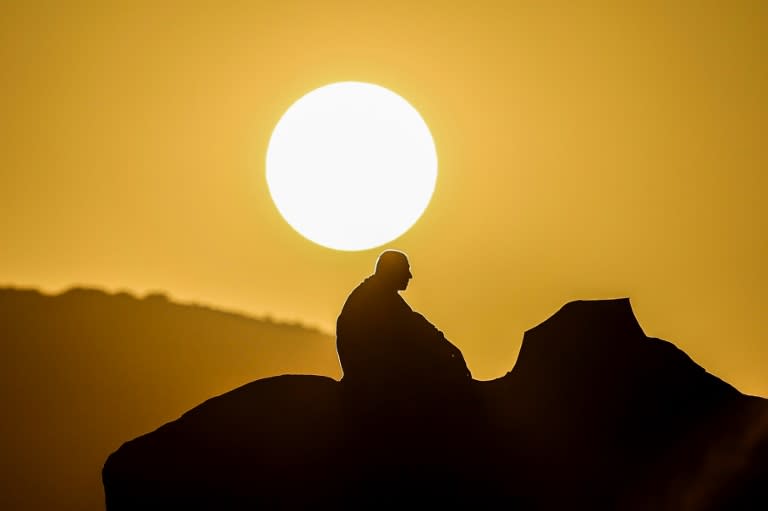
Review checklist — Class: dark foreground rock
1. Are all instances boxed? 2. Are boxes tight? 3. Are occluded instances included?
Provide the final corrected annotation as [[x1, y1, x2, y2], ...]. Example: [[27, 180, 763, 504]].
[[103, 299, 768, 510]]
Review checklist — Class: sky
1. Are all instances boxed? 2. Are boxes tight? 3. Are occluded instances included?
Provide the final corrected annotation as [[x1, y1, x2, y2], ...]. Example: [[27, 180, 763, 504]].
[[1, 1, 766, 394]]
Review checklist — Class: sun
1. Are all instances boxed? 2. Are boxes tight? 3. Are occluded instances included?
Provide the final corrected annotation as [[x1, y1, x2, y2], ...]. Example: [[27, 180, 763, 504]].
[[266, 81, 437, 251]]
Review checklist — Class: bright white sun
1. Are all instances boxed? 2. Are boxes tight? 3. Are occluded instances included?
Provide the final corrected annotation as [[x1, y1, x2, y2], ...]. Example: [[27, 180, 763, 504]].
[[266, 81, 437, 251]]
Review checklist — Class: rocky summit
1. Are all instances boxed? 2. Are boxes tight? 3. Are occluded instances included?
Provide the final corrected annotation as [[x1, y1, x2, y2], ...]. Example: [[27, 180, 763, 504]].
[[103, 299, 768, 510]]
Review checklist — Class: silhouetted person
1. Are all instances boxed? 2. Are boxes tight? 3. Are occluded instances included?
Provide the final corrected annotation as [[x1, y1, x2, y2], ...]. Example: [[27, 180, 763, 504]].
[[336, 251, 479, 494], [336, 250, 470, 388]]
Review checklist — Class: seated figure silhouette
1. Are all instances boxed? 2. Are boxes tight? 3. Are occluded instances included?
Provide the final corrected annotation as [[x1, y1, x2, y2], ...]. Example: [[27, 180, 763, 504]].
[[336, 250, 471, 388]]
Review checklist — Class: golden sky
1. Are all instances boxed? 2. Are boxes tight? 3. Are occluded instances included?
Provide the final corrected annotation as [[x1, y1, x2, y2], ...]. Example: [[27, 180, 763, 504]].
[[1, 1, 766, 394]]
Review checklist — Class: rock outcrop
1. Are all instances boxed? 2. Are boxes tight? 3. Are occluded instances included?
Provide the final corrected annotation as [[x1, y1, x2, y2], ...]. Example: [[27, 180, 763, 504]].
[[103, 299, 768, 510], [0, 287, 339, 511]]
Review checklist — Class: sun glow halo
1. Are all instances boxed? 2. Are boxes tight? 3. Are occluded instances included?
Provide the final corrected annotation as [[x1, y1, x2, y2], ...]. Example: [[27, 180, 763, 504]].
[[266, 82, 437, 251]]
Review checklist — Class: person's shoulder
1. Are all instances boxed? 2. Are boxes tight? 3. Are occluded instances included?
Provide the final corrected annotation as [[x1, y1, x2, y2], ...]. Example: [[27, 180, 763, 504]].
[[349, 276, 374, 295], [341, 276, 374, 306]]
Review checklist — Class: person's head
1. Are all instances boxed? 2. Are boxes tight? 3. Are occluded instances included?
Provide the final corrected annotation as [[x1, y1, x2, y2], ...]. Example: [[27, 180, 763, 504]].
[[373, 250, 412, 291]]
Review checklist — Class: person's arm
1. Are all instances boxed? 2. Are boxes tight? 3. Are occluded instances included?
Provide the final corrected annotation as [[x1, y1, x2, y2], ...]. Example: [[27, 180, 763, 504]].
[[410, 311, 471, 379]]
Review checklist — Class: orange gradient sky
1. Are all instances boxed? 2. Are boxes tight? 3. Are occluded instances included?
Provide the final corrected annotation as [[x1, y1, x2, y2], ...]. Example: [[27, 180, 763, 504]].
[[1, 2, 766, 394]]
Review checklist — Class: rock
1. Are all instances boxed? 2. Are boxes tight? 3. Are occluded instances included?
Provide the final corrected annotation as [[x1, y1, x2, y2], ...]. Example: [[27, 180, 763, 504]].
[[103, 299, 768, 510]]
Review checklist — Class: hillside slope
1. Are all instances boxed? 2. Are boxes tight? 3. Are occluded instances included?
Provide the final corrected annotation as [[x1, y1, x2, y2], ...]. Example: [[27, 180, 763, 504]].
[[0, 287, 340, 511]]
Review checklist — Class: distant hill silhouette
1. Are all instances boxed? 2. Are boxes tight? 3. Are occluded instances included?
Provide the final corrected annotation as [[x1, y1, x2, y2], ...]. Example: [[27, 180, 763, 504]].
[[0, 287, 340, 511], [103, 299, 768, 510]]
